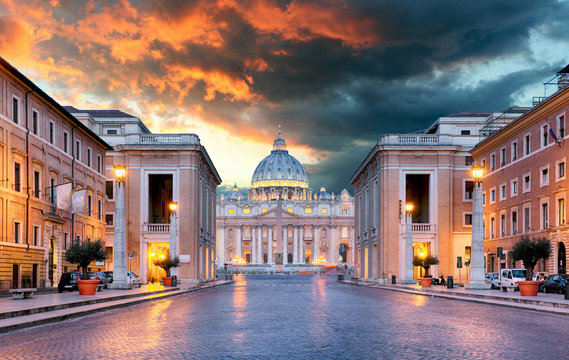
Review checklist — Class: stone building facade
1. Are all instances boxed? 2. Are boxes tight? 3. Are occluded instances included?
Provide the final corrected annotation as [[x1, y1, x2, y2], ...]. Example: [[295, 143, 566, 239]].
[[0, 58, 112, 290], [350, 109, 526, 282], [216, 130, 355, 271], [65, 107, 221, 283], [471, 69, 569, 275]]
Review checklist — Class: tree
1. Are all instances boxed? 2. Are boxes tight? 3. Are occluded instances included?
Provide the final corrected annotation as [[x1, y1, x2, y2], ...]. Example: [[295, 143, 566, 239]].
[[65, 240, 108, 279], [510, 236, 551, 280], [153, 256, 180, 277], [413, 255, 439, 277]]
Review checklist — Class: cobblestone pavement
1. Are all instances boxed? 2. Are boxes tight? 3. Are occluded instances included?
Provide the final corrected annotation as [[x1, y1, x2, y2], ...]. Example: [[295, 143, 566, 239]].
[[1, 275, 569, 359]]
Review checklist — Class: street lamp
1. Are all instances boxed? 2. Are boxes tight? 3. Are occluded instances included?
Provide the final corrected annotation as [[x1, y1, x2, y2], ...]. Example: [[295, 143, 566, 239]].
[[465, 165, 489, 289], [404, 202, 414, 283], [169, 202, 178, 279], [108, 165, 130, 289]]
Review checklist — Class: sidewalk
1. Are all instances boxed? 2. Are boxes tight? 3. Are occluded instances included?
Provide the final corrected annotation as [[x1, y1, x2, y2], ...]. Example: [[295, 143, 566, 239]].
[[0, 280, 232, 333], [345, 279, 569, 315]]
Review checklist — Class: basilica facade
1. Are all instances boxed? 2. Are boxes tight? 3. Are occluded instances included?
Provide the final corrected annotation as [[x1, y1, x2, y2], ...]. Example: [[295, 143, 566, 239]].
[[216, 129, 355, 270]]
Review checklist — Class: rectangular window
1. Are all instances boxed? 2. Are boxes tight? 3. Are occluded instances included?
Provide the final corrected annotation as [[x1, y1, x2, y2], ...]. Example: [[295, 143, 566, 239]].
[[33, 171, 40, 198], [490, 217, 495, 239], [341, 205, 349, 214], [76, 235, 81, 245], [482, 192, 486, 206], [490, 154, 496, 171], [523, 174, 531, 192], [464, 213, 473, 226], [465, 156, 473, 166], [500, 184, 507, 200], [88, 195, 92, 216], [511, 141, 518, 160], [558, 198, 565, 226], [524, 134, 530, 155], [63, 132, 69, 153], [305, 207, 312, 214], [490, 188, 496, 203], [32, 111, 38, 135], [14, 162, 21, 192], [511, 179, 518, 196], [500, 213, 506, 236], [14, 222, 20, 243], [461, 130, 471, 135], [97, 155, 102, 173], [541, 167, 549, 186], [50, 178, 56, 205], [321, 208, 327, 214], [12, 97, 18, 124], [97, 199, 102, 220], [228, 208, 233, 214], [559, 115, 566, 138], [87, 148, 92, 167], [512, 210, 518, 235], [524, 207, 531, 232], [75, 140, 81, 161], [500, 148, 506, 166], [542, 125, 548, 147], [464, 180, 474, 200], [49, 121, 55, 145], [558, 161, 566, 180], [105, 181, 114, 200], [107, 129, 118, 135], [105, 214, 114, 226], [243, 208, 251, 214], [64, 233, 68, 250], [542, 202, 549, 229], [33, 226, 39, 246]]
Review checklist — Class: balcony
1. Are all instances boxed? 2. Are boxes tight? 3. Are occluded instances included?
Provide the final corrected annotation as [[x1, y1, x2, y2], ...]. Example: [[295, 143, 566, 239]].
[[124, 133, 200, 145], [143, 223, 170, 233], [412, 224, 436, 233]]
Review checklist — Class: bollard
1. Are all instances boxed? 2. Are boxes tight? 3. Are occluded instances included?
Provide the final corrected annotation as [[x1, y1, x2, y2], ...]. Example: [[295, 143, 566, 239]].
[[565, 282, 569, 300], [391, 275, 396, 284], [172, 275, 178, 287], [337, 274, 344, 281], [447, 276, 454, 289]]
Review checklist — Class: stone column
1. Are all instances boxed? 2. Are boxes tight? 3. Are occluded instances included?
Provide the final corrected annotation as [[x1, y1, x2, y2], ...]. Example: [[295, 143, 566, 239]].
[[252, 226, 257, 264], [313, 226, 318, 263], [404, 212, 414, 283], [283, 225, 288, 264], [170, 211, 178, 277], [465, 181, 489, 289], [237, 226, 242, 259], [293, 226, 298, 264], [109, 179, 129, 289], [299, 226, 304, 263], [268, 227, 273, 264], [258, 226, 262, 264]]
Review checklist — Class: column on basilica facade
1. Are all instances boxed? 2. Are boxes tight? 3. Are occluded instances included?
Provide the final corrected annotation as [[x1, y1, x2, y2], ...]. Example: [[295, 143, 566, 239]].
[[313, 225, 318, 262], [237, 226, 242, 259], [251, 225, 256, 264], [257, 226, 262, 264], [299, 226, 304, 264], [328, 225, 333, 263], [282, 225, 288, 264], [268, 227, 273, 264], [293, 226, 298, 264]]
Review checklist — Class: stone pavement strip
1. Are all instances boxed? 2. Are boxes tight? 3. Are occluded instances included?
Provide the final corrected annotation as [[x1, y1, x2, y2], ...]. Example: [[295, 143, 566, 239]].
[[347, 279, 569, 315], [0, 280, 232, 333]]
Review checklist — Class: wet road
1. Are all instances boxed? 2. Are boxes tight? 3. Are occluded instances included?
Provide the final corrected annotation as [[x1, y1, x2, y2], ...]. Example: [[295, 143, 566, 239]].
[[1, 275, 569, 359]]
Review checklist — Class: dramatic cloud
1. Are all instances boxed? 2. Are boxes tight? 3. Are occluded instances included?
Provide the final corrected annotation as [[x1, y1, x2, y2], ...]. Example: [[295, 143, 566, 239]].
[[1, 0, 569, 195]]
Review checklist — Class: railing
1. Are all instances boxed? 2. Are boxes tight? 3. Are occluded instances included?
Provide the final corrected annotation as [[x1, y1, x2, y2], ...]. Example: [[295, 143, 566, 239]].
[[397, 135, 439, 144], [125, 134, 200, 145], [412, 224, 436, 233], [143, 223, 170, 233], [378, 134, 455, 146]]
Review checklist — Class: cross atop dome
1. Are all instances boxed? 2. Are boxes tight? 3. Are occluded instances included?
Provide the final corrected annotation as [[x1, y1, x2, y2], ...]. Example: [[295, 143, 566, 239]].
[[272, 125, 287, 152]]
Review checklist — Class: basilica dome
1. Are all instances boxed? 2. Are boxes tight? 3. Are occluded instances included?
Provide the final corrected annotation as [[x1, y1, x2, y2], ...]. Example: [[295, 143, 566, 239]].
[[251, 128, 308, 189]]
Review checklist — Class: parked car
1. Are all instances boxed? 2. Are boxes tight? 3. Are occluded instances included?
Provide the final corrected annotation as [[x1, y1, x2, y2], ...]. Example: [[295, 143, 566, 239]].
[[533, 272, 548, 281], [96, 271, 112, 288], [485, 272, 499, 289], [127, 271, 141, 287], [57, 271, 83, 293], [104, 271, 113, 282], [499, 268, 527, 289], [539, 274, 569, 294]]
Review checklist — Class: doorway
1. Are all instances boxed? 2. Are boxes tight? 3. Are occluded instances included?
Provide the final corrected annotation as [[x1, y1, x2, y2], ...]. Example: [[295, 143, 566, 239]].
[[12, 264, 19, 289], [559, 242, 566, 274]]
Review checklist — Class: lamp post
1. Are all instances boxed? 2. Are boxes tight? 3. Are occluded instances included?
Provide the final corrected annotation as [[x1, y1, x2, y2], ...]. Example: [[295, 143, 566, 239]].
[[404, 203, 414, 283], [109, 165, 130, 289], [465, 165, 489, 289], [169, 202, 178, 278]]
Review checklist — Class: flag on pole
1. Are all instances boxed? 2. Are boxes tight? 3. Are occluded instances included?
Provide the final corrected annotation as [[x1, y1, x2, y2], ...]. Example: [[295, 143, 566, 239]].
[[72, 189, 86, 214], [56, 183, 74, 210], [546, 118, 562, 144]]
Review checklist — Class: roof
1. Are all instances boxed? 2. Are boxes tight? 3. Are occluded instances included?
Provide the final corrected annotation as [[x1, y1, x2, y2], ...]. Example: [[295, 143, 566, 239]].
[[63, 106, 137, 118], [0, 57, 113, 150], [446, 112, 492, 117], [558, 64, 569, 74]]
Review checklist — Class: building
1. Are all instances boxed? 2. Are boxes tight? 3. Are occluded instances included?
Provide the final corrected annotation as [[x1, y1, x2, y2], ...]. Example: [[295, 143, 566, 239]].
[[0, 57, 112, 290], [64, 107, 221, 283], [216, 129, 355, 271], [471, 66, 569, 275], [350, 109, 527, 282]]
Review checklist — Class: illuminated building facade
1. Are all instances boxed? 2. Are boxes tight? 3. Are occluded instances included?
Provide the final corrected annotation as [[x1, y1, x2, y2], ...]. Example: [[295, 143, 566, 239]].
[[216, 129, 354, 270], [0, 58, 112, 290], [350, 109, 527, 282], [65, 107, 221, 283]]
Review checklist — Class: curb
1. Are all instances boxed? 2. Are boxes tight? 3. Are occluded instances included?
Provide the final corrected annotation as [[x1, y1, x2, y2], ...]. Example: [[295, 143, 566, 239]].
[[0, 281, 233, 333]]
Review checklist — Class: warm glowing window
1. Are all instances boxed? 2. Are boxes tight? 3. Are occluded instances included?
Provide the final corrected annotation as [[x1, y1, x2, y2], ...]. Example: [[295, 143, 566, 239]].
[[341, 226, 348, 238], [243, 208, 250, 214], [305, 207, 312, 214], [262, 208, 267, 213], [288, 208, 293, 213], [228, 209, 234, 214], [322, 208, 327, 214]]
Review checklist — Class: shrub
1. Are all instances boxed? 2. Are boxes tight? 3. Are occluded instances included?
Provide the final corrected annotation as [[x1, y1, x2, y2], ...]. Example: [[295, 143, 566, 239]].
[[413, 255, 439, 277], [153, 257, 180, 277], [65, 240, 107, 279], [510, 236, 551, 281]]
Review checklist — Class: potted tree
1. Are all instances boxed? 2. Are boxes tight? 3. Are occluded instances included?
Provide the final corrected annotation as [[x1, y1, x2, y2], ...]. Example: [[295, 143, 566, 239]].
[[510, 236, 551, 296], [413, 255, 439, 287], [153, 256, 180, 286], [65, 239, 108, 295]]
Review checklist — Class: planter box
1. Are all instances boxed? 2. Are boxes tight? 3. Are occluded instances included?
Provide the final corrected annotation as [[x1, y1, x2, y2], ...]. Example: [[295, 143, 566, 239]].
[[518, 280, 540, 296]]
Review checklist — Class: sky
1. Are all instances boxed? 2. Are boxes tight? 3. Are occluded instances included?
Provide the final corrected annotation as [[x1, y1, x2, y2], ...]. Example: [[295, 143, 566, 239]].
[[2, 0, 569, 196]]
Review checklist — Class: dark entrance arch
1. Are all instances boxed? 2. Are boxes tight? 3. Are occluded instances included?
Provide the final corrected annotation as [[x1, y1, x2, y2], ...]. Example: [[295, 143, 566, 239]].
[[559, 242, 566, 274], [339, 243, 348, 263], [287, 253, 293, 263]]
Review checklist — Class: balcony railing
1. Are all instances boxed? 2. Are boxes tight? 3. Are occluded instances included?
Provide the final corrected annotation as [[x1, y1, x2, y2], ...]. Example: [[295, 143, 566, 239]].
[[412, 224, 436, 233], [143, 223, 170, 233], [124, 134, 200, 145]]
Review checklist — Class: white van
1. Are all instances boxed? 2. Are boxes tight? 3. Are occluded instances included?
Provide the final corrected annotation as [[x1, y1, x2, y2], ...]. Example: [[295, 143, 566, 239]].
[[499, 268, 527, 289]]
